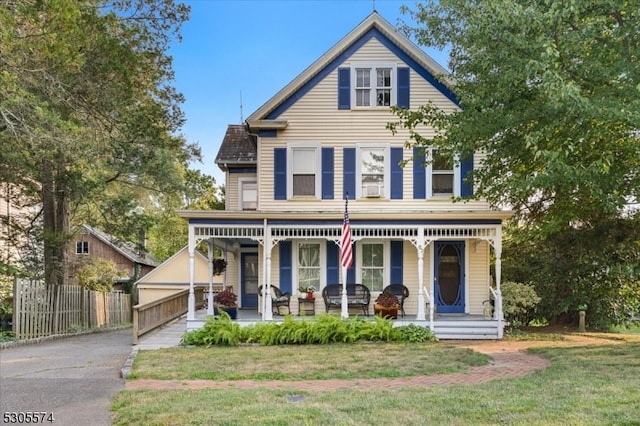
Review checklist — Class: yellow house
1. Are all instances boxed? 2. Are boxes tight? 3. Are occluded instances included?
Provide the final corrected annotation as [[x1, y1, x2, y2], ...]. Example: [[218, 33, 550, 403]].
[[179, 12, 511, 339]]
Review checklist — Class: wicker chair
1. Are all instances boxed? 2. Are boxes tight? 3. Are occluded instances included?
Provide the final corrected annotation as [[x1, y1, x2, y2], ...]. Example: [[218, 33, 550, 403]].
[[258, 285, 291, 315], [385, 284, 410, 317]]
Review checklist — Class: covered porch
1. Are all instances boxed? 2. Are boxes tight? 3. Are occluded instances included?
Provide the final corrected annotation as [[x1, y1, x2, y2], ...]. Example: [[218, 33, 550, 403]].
[[178, 210, 509, 340]]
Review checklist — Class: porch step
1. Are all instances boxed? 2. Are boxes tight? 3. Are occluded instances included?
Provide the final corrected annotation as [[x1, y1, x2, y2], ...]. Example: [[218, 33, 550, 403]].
[[433, 320, 499, 340]]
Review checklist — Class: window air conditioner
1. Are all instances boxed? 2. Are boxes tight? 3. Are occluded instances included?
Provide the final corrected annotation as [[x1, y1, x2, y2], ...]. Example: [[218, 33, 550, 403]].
[[364, 184, 381, 198]]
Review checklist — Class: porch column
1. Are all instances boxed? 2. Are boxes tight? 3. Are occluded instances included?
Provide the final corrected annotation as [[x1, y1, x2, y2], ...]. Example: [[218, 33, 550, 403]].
[[494, 227, 504, 338], [341, 266, 349, 319], [262, 221, 273, 321], [187, 224, 196, 321], [415, 229, 426, 321], [206, 239, 214, 316]]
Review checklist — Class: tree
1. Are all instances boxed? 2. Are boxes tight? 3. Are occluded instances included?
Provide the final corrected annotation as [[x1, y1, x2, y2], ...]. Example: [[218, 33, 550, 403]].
[[391, 1, 639, 231], [0, 0, 195, 286], [390, 1, 640, 327]]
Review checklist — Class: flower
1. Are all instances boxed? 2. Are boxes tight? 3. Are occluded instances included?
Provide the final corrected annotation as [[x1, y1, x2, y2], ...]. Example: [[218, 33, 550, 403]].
[[214, 288, 237, 307], [299, 285, 316, 293], [375, 289, 399, 308]]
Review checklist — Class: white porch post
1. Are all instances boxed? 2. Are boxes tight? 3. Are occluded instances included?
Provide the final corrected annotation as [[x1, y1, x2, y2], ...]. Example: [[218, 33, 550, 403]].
[[206, 239, 214, 316], [263, 221, 273, 321], [494, 227, 504, 338], [430, 241, 436, 330], [187, 224, 196, 321], [415, 228, 426, 321]]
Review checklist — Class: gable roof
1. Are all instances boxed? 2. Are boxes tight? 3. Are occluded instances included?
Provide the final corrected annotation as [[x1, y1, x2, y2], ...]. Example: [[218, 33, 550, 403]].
[[134, 245, 214, 285], [80, 224, 159, 267], [246, 11, 454, 127], [214, 124, 257, 170]]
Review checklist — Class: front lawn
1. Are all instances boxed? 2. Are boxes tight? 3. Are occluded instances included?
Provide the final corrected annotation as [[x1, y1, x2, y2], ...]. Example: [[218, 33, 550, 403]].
[[112, 335, 640, 425]]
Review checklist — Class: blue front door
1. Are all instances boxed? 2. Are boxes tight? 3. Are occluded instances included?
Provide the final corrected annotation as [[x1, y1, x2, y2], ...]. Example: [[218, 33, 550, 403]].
[[241, 252, 259, 308], [434, 241, 465, 313]]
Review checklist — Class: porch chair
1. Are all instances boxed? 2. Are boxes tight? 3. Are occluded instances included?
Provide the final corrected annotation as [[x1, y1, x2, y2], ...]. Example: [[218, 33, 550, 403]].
[[258, 285, 291, 315], [385, 284, 410, 317]]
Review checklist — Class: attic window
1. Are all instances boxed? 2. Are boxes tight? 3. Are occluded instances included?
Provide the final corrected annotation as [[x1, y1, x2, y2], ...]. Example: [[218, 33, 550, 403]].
[[76, 241, 89, 254], [352, 62, 396, 108]]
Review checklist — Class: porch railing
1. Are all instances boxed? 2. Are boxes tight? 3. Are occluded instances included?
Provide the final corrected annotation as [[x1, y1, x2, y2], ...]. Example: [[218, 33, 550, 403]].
[[132, 286, 205, 344]]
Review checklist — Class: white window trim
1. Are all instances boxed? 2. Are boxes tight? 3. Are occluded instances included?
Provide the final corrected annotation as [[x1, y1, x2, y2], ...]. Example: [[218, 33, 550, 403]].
[[293, 240, 326, 296], [350, 62, 397, 109], [286, 143, 321, 199], [356, 143, 390, 199], [425, 150, 461, 198], [76, 241, 89, 255], [238, 177, 257, 211], [355, 240, 389, 293]]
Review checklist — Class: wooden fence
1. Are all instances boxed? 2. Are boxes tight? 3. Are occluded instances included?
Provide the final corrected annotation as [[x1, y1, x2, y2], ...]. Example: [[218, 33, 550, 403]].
[[12, 278, 132, 339]]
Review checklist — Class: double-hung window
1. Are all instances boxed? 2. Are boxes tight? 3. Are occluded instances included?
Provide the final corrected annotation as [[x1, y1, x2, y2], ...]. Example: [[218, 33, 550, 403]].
[[352, 63, 395, 108], [426, 149, 461, 198], [239, 178, 257, 210], [357, 144, 389, 198], [288, 144, 320, 198], [358, 242, 387, 292], [76, 241, 89, 254], [296, 242, 322, 294]]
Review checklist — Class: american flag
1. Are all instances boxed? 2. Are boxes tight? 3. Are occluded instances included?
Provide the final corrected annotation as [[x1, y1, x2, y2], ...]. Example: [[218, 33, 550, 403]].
[[340, 198, 353, 269]]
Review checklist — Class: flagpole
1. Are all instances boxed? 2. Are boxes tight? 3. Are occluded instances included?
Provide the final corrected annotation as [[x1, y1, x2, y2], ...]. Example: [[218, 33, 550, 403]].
[[340, 194, 352, 319]]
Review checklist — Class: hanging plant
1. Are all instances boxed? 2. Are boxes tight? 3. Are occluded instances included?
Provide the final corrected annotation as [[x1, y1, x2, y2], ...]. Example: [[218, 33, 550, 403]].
[[213, 258, 227, 275]]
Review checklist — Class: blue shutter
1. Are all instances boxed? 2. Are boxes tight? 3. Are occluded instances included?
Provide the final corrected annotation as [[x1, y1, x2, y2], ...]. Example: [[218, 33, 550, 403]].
[[338, 68, 350, 110], [390, 240, 403, 284], [390, 147, 403, 199], [322, 147, 335, 200], [326, 241, 339, 284], [259, 129, 277, 138], [413, 147, 426, 199], [397, 67, 410, 108], [279, 241, 292, 293], [343, 148, 356, 199], [460, 154, 474, 197], [274, 148, 287, 200], [347, 244, 356, 284]]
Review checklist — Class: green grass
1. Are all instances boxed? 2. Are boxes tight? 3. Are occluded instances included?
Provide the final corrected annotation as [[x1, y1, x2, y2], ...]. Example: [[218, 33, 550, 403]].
[[113, 336, 640, 425]]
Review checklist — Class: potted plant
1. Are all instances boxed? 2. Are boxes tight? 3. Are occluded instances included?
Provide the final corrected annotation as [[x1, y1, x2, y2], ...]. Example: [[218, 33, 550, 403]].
[[212, 258, 227, 276], [214, 287, 238, 319], [298, 285, 316, 299], [374, 289, 399, 319]]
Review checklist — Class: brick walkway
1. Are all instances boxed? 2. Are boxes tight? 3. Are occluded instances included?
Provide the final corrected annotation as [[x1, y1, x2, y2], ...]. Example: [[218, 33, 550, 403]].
[[125, 334, 619, 391]]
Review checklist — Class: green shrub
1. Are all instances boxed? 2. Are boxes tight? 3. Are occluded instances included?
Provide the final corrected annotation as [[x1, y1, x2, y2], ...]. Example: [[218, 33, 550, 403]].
[[181, 313, 410, 347], [395, 324, 438, 342], [501, 281, 541, 328], [181, 311, 241, 346]]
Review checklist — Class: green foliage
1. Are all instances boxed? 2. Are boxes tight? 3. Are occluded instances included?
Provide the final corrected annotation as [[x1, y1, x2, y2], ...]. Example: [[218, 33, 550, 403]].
[[181, 312, 242, 347], [181, 314, 441, 347], [394, 324, 438, 343], [500, 281, 541, 328], [75, 259, 124, 292], [503, 218, 640, 329], [393, 1, 640, 232]]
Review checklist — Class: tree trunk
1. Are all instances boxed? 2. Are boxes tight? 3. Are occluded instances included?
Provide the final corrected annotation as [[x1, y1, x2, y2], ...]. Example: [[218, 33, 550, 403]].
[[41, 157, 70, 288]]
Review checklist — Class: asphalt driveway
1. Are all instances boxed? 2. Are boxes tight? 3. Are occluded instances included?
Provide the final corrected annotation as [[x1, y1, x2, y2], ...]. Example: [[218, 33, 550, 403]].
[[0, 328, 133, 425]]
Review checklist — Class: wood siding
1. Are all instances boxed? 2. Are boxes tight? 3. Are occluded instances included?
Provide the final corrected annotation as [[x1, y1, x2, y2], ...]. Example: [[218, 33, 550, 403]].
[[257, 38, 490, 213]]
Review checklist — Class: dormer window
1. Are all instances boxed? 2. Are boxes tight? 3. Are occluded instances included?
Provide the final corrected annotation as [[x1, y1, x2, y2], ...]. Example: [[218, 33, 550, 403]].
[[352, 63, 396, 108]]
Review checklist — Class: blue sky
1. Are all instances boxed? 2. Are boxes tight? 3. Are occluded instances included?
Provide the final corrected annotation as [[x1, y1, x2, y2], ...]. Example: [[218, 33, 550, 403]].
[[169, 0, 449, 186]]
